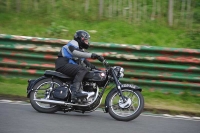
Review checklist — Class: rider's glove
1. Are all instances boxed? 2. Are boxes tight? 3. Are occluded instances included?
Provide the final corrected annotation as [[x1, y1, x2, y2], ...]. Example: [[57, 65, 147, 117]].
[[97, 56, 104, 62], [91, 53, 104, 62], [91, 53, 98, 59]]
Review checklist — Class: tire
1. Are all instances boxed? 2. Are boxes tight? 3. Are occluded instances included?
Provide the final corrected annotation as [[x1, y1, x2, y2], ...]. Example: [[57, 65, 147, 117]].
[[30, 77, 63, 113], [107, 88, 144, 121]]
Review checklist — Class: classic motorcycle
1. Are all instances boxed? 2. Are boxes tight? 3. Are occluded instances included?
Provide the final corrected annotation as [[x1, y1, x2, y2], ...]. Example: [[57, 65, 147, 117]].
[[27, 60, 144, 121]]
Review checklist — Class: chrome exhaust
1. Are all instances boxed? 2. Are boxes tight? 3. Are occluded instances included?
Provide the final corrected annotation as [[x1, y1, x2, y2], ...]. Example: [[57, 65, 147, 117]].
[[34, 87, 100, 107], [34, 99, 66, 105], [34, 98, 97, 107]]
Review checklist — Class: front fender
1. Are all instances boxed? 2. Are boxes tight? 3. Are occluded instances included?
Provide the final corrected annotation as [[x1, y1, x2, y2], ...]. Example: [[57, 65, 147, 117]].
[[104, 84, 142, 113], [120, 84, 142, 92], [26, 76, 46, 98]]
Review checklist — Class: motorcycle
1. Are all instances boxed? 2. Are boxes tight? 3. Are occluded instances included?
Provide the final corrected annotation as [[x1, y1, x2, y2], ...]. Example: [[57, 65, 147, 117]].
[[27, 59, 144, 121]]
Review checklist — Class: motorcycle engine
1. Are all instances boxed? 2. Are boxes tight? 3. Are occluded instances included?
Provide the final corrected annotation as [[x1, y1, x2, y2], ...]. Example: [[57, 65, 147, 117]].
[[81, 82, 97, 103], [83, 82, 97, 92]]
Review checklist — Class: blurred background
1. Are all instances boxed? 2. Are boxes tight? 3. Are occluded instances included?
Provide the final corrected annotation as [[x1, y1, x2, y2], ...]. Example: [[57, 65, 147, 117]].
[[0, 0, 199, 48]]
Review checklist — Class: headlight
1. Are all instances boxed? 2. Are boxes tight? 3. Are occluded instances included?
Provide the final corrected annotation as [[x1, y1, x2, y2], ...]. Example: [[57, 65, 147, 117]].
[[113, 66, 124, 78], [119, 67, 124, 78]]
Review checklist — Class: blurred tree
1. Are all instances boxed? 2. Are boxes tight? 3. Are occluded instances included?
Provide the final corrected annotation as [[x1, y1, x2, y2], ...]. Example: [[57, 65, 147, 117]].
[[99, 0, 104, 18], [168, 0, 174, 26], [85, 0, 89, 13]]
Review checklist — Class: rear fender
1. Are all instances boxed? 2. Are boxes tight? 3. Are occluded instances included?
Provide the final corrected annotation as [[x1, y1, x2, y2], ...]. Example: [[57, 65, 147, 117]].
[[26, 76, 46, 98], [104, 84, 142, 113]]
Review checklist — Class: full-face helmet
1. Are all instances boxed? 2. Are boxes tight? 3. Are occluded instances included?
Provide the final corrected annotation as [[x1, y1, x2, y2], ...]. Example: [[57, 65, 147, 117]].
[[74, 30, 90, 49]]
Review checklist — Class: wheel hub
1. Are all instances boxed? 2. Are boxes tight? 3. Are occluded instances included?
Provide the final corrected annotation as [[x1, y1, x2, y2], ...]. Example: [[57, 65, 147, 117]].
[[118, 97, 132, 109]]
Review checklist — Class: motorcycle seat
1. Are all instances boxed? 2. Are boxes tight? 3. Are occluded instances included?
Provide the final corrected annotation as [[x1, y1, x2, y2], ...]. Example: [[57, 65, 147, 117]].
[[44, 70, 72, 79], [44, 70, 104, 81]]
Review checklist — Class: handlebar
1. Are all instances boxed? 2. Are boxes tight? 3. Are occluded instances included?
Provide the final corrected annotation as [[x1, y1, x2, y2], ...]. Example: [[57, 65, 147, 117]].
[[102, 59, 110, 69]]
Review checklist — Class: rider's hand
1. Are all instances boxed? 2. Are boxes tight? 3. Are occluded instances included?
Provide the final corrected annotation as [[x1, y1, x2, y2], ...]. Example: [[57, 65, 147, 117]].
[[91, 53, 104, 62], [97, 55, 104, 62], [91, 53, 99, 59]]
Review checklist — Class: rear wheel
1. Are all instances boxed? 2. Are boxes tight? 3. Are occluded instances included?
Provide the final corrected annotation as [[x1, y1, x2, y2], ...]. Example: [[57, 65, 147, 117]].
[[107, 88, 144, 121], [30, 77, 63, 113]]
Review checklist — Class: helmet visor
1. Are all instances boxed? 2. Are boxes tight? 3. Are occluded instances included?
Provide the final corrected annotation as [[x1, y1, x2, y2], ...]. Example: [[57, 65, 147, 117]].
[[82, 37, 90, 45], [84, 39, 89, 45]]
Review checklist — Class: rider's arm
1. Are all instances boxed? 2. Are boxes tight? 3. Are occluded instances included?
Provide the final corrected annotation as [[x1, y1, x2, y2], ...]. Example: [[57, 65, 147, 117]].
[[68, 45, 92, 58], [83, 59, 96, 69], [62, 40, 99, 60], [84, 59, 101, 70], [61, 40, 92, 58]]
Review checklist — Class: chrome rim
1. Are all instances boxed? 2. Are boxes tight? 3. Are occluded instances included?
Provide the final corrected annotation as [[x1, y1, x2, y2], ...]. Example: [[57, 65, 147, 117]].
[[34, 81, 60, 108], [110, 89, 140, 117]]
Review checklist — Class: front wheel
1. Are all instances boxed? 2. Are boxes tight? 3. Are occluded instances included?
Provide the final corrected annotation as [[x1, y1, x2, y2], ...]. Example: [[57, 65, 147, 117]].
[[107, 88, 144, 121]]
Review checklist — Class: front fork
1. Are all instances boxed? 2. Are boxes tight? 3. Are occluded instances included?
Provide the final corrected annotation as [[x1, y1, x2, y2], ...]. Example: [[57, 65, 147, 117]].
[[111, 69, 126, 103]]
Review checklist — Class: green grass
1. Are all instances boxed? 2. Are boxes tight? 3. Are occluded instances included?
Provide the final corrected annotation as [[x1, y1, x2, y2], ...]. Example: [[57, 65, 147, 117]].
[[0, 77, 199, 115], [0, 13, 199, 49], [0, 77, 27, 97], [142, 89, 200, 114]]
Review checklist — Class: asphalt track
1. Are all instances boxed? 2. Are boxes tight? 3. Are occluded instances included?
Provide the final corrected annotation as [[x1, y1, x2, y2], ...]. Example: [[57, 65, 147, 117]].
[[0, 101, 199, 133]]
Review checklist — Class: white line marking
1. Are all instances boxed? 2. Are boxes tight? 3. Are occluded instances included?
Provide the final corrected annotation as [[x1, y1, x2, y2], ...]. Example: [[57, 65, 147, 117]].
[[140, 114, 200, 122]]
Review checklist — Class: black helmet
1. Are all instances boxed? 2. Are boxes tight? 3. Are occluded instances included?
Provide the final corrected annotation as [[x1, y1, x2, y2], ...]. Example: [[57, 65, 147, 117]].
[[74, 30, 90, 49]]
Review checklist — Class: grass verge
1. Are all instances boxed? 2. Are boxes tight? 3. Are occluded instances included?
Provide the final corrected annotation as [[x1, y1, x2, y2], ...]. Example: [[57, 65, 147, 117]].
[[0, 77, 199, 116], [0, 13, 199, 49]]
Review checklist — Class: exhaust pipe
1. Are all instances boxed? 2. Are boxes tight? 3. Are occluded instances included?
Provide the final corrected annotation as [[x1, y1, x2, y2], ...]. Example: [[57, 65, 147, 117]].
[[34, 98, 95, 107], [34, 99, 66, 105]]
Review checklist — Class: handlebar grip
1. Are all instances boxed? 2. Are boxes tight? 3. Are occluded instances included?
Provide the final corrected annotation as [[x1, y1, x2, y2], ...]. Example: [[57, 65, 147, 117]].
[[103, 60, 110, 68]]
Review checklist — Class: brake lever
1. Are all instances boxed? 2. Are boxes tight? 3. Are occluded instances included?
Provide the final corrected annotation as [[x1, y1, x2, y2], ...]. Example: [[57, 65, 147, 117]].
[[103, 59, 110, 69]]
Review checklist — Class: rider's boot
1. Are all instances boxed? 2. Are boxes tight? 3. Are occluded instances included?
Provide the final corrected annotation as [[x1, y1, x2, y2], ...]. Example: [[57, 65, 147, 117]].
[[70, 82, 88, 103]]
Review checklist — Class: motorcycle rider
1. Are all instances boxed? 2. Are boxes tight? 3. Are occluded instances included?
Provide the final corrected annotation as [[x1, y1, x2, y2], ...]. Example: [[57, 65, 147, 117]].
[[55, 30, 104, 102]]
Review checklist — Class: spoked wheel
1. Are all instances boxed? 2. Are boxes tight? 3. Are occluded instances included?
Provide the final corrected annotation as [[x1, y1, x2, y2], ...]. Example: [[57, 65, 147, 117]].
[[30, 78, 63, 113], [108, 88, 144, 121]]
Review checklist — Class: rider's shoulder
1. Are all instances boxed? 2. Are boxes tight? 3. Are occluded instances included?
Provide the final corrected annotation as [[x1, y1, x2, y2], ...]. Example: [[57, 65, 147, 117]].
[[67, 40, 79, 48]]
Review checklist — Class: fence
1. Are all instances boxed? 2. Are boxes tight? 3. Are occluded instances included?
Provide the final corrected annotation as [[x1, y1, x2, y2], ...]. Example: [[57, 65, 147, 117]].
[[0, 34, 200, 95]]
